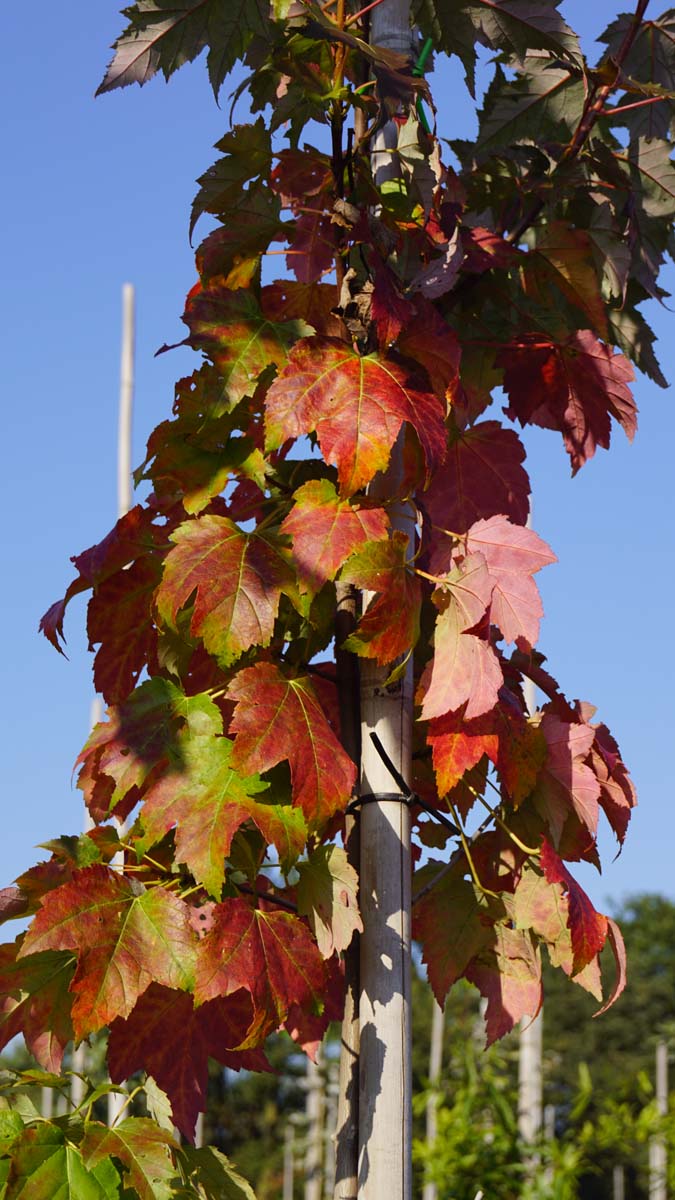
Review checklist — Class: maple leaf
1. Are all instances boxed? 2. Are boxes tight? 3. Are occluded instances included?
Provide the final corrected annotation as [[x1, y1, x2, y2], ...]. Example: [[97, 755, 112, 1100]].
[[595, 917, 627, 1017], [280, 479, 388, 595], [97, 0, 271, 97], [181, 283, 310, 404], [540, 839, 607, 974], [39, 505, 157, 654], [287, 211, 339, 283], [413, 865, 494, 1008], [0, 942, 75, 1072], [179, 1145, 257, 1200], [534, 712, 600, 841], [155, 514, 299, 668], [20, 866, 196, 1039], [340, 531, 423, 664], [423, 420, 530, 536], [7, 1124, 119, 1200], [265, 336, 447, 496], [87, 558, 159, 704], [499, 331, 636, 474], [261, 281, 342, 338], [271, 148, 333, 204], [511, 865, 602, 1000], [467, 924, 542, 1044], [396, 299, 462, 400], [108, 984, 270, 1141], [139, 732, 269, 898], [475, 56, 585, 158], [601, 12, 675, 140], [417, 555, 503, 721], [371, 258, 416, 346], [525, 223, 608, 339], [76, 679, 221, 823], [190, 118, 273, 233], [427, 710, 498, 797], [464, 515, 557, 644], [227, 662, 356, 827], [296, 846, 362, 959], [82, 1118, 176, 1200], [194, 897, 327, 1042], [592, 721, 636, 846]]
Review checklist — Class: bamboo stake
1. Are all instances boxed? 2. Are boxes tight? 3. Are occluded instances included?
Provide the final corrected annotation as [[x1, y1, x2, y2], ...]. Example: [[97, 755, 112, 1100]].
[[306, 1046, 326, 1200], [649, 1040, 668, 1200], [422, 1001, 445, 1200], [108, 283, 135, 1128], [357, 8, 415, 1195]]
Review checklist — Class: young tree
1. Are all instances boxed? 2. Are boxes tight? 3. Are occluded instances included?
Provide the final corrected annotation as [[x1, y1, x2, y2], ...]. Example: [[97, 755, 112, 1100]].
[[2, 0, 674, 1195]]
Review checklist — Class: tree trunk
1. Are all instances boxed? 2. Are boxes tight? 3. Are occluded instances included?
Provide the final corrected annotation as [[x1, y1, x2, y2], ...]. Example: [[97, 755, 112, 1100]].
[[649, 1040, 668, 1200]]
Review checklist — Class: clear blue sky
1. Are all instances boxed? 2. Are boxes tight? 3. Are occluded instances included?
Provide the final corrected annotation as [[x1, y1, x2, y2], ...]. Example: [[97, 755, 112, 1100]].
[[2, 2, 673, 912]]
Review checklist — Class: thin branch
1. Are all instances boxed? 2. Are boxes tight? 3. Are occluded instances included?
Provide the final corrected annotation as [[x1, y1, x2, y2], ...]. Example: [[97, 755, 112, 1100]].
[[237, 882, 298, 913], [345, 0, 389, 27]]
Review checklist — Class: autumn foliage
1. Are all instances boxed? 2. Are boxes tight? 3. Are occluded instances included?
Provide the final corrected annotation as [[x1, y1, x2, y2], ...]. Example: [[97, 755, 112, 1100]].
[[2, 0, 675, 1193]]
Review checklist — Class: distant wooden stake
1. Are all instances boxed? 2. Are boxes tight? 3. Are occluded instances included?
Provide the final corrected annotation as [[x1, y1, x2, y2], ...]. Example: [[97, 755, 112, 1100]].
[[306, 1046, 326, 1200], [108, 283, 135, 1127], [118, 283, 135, 519], [649, 1040, 668, 1200], [422, 1001, 445, 1200]]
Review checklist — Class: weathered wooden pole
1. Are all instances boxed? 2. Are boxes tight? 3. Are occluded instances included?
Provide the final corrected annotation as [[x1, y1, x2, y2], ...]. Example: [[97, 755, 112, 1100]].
[[358, 6, 415, 1196], [649, 1040, 668, 1200], [422, 1001, 445, 1200]]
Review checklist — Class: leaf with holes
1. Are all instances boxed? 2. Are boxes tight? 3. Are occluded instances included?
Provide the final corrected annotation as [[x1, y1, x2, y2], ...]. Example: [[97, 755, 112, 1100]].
[[156, 515, 299, 668], [227, 663, 356, 827], [265, 336, 447, 496], [296, 846, 362, 959], [20, 867, 196, 1038]]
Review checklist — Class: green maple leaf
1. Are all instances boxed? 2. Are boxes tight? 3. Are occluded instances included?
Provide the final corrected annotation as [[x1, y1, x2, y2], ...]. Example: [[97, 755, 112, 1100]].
[[97, 0, 273, 97], [138, 732, 270, 898], [20, 867, 196, 1039], [82, 1118, 176, 1200], [6, 1125, 118, 1200], [475, 56, 585, 158]]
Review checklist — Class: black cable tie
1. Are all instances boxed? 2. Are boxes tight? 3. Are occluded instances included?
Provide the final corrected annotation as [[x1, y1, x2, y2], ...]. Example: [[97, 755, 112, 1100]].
[[345, 732, 462, 839]]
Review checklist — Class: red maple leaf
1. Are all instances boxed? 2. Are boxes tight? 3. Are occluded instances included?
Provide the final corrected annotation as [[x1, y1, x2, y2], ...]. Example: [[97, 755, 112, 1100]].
[[265, 336, 447, 496], [280, 479, 389, 595], [417, 555, 502, 720], [427, 710, 499, 797], [194, 897, 327, 1042], [227, 662, 356, 827], [156, 514, 299, 667], [423, 421, 530, 536], [499, 330, 636, 474], [0, 941, 75, 1072], [535, 712, 600, 840], [540, 839, 608, 974], [397, 299, 461, 401], [340, 531, 422, 663], [467, 925, 542, 1044], [108, 984, 271, 1141], [87, 558, 159, 704], [413, 867, 493, 1008], [19, 866, 196, 1038], [287, 211, 339, 283], [464, 515, 557, 644]]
